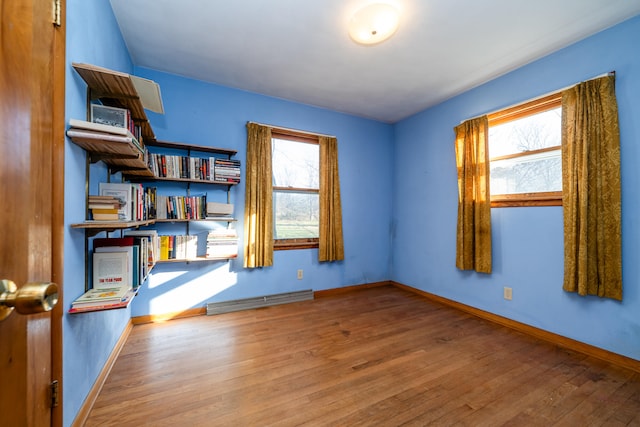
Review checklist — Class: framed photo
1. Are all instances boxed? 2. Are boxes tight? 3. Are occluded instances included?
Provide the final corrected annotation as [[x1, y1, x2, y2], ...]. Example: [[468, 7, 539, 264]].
[[91, 103, 128, 129]]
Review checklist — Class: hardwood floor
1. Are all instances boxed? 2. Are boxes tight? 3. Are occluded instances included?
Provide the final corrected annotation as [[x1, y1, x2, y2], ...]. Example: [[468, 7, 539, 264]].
[[85, 285, 640, 426]]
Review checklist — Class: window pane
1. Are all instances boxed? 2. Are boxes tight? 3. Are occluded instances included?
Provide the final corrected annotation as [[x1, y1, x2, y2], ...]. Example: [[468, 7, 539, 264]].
[[490, 149, 562, 194], [489, 107, 561, 158], [272, 138, 319, 188], [273, 191, 319, 239]]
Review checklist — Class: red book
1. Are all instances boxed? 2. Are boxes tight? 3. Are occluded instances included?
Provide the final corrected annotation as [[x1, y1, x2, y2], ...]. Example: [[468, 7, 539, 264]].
[[93, 237, 135, 248]]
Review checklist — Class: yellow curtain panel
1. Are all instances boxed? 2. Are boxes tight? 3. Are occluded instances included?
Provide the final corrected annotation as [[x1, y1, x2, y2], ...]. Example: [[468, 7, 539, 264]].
[[319, 136, 345, 262], [562, 75, 622, 300], [454, 116, 492, 274], [243, 123, 274, 268]]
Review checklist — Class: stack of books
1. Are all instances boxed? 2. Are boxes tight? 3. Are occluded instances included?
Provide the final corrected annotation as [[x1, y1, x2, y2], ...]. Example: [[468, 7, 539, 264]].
[[206, 228, 238, 259], [69, 287, 134, 313], [66, 118, 144, 152], [206, 202, 234, 219], [98, 182, 156, 221], [88, 195, 123, 221], [213, 158, 241, 184]]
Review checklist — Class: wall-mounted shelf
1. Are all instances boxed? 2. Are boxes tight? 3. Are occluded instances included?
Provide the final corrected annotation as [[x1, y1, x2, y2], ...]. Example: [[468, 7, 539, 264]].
[[72, 62, 156, 141], [154, 218, 236, 223], [66, 129, 153, 176], [70, 219, 156, 231], [156, 255, 237, 264], [68, 289, 138, 314], [132, 176, 239, 186], [147, 140, 237, 156], [68, 62, 239, 307]]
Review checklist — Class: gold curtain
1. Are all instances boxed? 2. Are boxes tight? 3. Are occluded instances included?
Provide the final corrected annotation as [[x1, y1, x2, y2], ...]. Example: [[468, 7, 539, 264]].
[[562, 75, 622, 300], [319, 136, 344, 262], [454, 116, 492, 273], [243, 123, 274, 268]]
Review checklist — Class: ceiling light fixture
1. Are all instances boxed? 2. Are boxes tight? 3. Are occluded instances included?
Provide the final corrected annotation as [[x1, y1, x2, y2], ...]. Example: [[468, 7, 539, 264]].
[[348, 3, 400, 46]]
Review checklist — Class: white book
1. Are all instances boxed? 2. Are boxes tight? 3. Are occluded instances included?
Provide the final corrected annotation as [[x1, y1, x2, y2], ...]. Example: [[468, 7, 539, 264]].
[[66, 129, 134, 144], [69, 118, 129, 136], [94, 246, 134, 290], [92, 251, 130, 290]]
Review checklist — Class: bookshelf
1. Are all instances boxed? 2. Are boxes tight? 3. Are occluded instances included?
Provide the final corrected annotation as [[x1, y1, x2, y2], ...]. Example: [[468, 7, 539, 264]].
[[67, 63, 240, 310], [135, 140, 240, 263], [70, 220, 156, 234]]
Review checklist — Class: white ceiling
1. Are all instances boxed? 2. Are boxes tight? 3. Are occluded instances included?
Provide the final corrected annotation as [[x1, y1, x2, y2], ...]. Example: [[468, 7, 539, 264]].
[[109, 0, 640, 123]]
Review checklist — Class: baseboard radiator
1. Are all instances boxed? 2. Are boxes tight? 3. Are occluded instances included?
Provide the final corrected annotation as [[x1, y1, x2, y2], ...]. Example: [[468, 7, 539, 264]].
[[206, 289, 314, 315]]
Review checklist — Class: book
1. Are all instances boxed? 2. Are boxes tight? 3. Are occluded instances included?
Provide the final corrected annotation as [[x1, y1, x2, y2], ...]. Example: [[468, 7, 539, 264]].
[[66, 129, 138, 147], [92, 251, 130, 290], [91, 208, 118, 214], [93, 237, 135, 248], [91, 209, 119, 221], [72, 287, 130, 308], [88, 201, 122, 209], [159, 235, 170, 260], [207, 202, 234, 216], [93, 237, 136, 287], [124, 230, 160, 267], [69, 118, 129, 136], [94, 246, 136, 289]]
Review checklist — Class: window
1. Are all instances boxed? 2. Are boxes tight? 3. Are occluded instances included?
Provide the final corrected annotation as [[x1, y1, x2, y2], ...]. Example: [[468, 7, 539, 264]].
[[272, 130, 320, 249], [488, 93, 563, 207]]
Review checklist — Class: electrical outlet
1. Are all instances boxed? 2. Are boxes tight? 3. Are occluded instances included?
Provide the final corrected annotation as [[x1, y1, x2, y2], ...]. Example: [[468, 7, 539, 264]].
[[297, 269, 303, 280], [504, 287, 513, 300]]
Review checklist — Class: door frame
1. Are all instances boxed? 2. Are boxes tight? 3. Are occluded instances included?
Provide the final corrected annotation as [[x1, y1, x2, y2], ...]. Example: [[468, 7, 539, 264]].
[[52, 1, 66, 426]]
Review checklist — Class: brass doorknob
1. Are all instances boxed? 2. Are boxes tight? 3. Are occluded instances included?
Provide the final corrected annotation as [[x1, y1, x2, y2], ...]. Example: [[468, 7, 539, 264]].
[[0, 279, 59, 321]]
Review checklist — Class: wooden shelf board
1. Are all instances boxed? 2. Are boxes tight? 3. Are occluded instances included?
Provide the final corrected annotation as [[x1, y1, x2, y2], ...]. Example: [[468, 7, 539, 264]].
[[122, 169, 155, 177], [100, 157, 150, 172], [67, 131, 152, 174], [156, 256, 237, 263], [154, 217, 236, 223], [147, 140, 237, 156], [69, 134, 142, 158], [71, 219, 155, 230], [131, 175, 239, 185]]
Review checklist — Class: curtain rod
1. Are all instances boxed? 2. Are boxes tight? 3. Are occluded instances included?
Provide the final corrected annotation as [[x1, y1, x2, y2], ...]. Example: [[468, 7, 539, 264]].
[[247, 121, 336, 138], [460, 70, 616, 124]]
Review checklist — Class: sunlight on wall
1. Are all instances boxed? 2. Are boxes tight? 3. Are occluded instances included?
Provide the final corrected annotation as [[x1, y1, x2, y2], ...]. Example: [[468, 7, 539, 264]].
[[148, 263, 238, 313]]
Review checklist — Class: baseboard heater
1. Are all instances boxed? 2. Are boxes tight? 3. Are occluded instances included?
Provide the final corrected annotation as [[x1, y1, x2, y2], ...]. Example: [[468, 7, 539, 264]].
[[206, 289, 314, 315]]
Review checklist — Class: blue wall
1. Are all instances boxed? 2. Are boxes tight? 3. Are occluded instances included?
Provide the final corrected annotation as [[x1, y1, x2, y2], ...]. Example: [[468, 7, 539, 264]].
[[64, 0, 136, 425], [128, 67, 394, 317], [392, 15, 640, 361]]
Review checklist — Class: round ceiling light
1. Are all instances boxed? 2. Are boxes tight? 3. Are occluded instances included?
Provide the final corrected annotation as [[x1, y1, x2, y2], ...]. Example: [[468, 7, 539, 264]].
[[348, 3, 400, 45]]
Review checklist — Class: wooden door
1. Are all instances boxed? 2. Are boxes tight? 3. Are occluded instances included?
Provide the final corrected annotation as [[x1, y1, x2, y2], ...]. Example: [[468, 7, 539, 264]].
[[0, 0, 65, 426]]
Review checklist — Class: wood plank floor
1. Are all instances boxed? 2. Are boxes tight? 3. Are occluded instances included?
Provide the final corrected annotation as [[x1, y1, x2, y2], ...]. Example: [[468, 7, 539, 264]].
[[85, 285, 640, 426]]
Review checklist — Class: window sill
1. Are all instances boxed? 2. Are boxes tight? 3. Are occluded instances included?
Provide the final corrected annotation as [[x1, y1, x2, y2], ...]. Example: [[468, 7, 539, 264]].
[[491, 191, 562, 208], [274, 239, 319, 251]]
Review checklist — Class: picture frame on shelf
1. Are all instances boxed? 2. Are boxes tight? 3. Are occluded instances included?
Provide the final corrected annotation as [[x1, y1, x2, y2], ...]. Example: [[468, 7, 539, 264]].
[[91, 103, 128, 129]]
